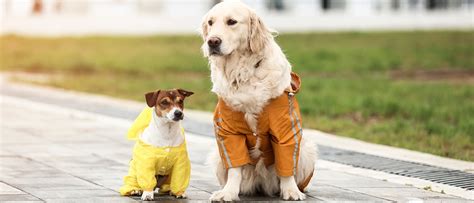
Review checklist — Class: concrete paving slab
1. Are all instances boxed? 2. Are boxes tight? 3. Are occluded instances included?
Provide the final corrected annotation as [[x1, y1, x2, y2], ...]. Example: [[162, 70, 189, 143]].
[[0, 169, 72, 179], [2, 177, 104, 191], [0, 182, 25, 195], [43, 197, 136, 203], [28, 189, 118, 199], [351, 187, 465, 202], [1, 201, 44, 203], [306, 185, 390, 202], [0, 83, 471, 201], [0, 194, 41, 201], [314, 170, 411, 188]]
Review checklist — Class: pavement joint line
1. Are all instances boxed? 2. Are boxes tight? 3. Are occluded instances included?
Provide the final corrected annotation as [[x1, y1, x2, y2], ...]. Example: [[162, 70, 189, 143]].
[[0, 94, 133, 127], [189, 185, 212, 194], [16, 153, 131, 201], [1, 178, 46, 202], [2, 151, 133, 202], [303, 193, 324, 201], [320, 183, 397, 203], [2, 82, 473, 200], [90, 153, 130, 167]]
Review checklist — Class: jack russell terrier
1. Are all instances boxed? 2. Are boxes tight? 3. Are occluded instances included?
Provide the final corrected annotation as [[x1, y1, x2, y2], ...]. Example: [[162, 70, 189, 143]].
[[119, 88, 194, 201]]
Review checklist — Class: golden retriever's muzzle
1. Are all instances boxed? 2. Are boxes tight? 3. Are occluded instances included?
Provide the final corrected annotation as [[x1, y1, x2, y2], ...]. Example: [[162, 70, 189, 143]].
[[208, 37, 222, 55]]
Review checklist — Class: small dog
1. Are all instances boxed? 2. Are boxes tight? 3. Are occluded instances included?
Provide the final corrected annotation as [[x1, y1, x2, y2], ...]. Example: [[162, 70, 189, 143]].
[[119, 88, 194, 201]]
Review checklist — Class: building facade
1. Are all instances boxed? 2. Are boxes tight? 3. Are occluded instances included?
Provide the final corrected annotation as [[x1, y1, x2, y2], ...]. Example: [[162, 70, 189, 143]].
[[1, 0, 473, 35]]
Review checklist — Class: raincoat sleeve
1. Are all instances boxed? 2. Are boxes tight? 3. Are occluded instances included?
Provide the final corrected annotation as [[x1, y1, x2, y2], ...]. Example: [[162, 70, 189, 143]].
[[134, 146, 158, 191], [169, 145, 191, 196], [127, 108, 152, 140], [269, 94, 303, 177], [213, 100, 252, 169]]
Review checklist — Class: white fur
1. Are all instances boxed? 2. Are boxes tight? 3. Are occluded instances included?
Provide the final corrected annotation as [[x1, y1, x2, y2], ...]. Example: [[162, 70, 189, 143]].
[[140, 107, 184, 148], [280, 176, 305, 200], [209, 137, 317, 201], [165, 107, 181, 121], [175, 193, 186, 199], [201, 1, 318, 201], [141, 190, 154, 201], [209, 167, 242, 201]]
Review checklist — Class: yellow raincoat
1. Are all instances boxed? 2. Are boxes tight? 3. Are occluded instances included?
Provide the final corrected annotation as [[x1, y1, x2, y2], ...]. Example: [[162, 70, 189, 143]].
[[119, 108, 190, 196]]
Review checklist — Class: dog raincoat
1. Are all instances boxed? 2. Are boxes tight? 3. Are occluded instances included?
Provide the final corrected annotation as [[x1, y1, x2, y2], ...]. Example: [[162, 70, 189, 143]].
[[119, 108, 190, 196], [213, 72, 313, 190]]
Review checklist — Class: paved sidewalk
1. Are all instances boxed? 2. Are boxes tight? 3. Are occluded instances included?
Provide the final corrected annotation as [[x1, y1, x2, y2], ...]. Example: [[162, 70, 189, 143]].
[[0, 81, 472, 202]]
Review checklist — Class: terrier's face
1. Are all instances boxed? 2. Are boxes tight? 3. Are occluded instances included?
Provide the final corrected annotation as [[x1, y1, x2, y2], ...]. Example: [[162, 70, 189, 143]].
[[145, 89, 194, 122]]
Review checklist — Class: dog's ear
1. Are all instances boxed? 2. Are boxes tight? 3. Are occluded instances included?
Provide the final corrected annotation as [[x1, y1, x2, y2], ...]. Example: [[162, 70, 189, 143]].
[[177, 89, 194, 98], [200, 14, 209, 40], [248, 12, 270, 53], [145, 90, 160, 107]]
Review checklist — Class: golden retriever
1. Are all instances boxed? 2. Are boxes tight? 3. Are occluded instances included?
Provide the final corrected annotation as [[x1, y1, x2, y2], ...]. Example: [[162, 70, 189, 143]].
[[200, 0, 317, 201]]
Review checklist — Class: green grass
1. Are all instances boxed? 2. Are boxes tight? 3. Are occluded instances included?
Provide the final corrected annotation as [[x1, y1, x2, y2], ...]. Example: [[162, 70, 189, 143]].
[[1, 31, 473, 161]]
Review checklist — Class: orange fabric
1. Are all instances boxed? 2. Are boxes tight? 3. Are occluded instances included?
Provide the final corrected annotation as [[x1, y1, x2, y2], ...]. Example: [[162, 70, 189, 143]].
[[213, 72, 304, 177]]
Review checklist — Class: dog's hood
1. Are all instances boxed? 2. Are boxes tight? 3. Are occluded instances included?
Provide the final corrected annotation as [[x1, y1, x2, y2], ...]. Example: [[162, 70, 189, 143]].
[[287, 72, 301, 94], [127, 107, 184, 141]]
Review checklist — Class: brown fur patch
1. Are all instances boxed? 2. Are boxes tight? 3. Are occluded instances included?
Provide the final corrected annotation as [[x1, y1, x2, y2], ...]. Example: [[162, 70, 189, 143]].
[[144, 89, 194, 118]]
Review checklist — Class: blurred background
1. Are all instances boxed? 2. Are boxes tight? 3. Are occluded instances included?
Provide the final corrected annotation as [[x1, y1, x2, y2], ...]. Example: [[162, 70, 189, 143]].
[[1, 0, 473, 34], [0, 0, 473, 161]]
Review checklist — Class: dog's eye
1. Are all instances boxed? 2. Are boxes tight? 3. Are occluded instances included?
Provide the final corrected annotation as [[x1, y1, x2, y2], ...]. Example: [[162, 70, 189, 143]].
[[161, 100, 169, 105], [227, 19, 237, 26], [208, 20, 213, 26]]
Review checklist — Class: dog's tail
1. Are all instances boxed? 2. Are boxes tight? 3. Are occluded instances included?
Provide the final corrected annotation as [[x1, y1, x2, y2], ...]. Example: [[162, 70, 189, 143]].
[[296, 136, 318, 192]]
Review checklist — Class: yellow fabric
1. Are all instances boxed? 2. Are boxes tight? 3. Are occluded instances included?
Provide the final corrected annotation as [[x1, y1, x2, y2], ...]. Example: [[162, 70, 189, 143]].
[[127, 108, 153, 140], [120, 108, 190, 196]]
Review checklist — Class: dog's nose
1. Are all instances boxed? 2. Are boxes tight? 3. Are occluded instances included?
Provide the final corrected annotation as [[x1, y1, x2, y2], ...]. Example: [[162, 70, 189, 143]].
[[207, 37, 221, 48], [174, 110, 183, 119]]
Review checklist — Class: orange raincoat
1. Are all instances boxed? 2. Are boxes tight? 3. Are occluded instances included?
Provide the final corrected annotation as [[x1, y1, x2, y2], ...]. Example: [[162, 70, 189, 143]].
[[213, 72, 307, 179]]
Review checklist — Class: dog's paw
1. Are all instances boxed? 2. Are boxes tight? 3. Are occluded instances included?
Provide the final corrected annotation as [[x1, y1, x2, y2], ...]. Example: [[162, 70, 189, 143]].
[[141, 191, 154, 201], [174, 193, 187, 199], [281, 187, 306, 201], [170, 192, 187, 199], [209, 190, 239, 201]]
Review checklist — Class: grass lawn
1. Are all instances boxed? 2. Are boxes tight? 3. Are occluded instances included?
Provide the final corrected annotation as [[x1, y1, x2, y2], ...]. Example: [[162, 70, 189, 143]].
[[1, 31, 473, 161]]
